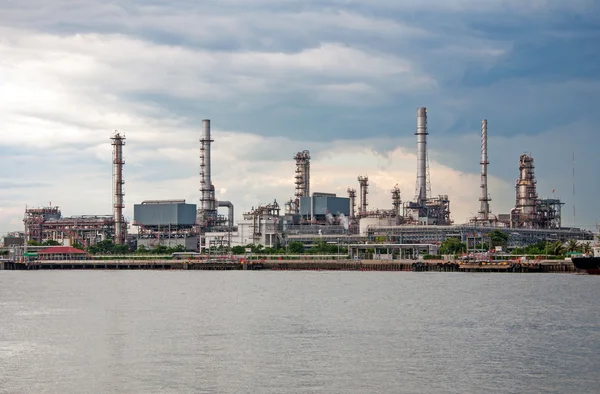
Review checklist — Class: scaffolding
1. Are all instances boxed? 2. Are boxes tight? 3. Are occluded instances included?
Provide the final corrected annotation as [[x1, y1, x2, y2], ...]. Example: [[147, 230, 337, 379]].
[[536, 198, 564, 229], [403, 194, 451, 225]]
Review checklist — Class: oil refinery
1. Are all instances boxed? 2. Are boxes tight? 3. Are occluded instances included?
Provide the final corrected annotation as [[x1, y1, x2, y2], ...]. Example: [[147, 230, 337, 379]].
[[17, 107, 593, 253]]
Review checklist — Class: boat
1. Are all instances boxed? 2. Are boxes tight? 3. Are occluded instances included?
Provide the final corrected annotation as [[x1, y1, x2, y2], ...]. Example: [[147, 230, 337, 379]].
[[571, 256, 600, 275]]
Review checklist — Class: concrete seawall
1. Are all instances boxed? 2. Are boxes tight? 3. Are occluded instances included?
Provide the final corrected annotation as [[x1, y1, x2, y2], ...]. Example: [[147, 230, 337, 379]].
[[1, 259, 576, 273]]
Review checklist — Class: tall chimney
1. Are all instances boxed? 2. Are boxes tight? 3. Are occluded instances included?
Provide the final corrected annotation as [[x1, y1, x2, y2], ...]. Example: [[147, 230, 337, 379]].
[[416, 107, 428, 202], [111, 131, 126, 244], [199, 119, 216, 226], [478, 119, 491, 220]]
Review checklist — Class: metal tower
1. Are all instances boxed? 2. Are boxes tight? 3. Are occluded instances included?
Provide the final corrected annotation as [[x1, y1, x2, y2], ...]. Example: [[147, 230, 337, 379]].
[[111, 131, 126, 245]]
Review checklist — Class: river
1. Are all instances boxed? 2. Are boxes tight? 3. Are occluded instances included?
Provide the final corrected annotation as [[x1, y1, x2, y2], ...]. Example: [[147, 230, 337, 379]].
[[1, 271, 598, 393]]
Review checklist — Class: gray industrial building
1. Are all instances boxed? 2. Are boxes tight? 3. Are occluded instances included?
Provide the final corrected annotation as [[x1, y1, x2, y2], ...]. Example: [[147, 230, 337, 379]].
[[134, 200, 197, 228], [300, 193, 350, 220], [133, 200, 198, 250]]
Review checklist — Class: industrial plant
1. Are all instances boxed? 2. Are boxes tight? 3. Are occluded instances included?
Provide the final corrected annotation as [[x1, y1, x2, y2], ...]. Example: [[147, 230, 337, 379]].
[[19, 107, 593, 254]]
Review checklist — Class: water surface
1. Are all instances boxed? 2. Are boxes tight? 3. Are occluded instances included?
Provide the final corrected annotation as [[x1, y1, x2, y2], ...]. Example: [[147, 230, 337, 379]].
[[1, 272, 599, 393]]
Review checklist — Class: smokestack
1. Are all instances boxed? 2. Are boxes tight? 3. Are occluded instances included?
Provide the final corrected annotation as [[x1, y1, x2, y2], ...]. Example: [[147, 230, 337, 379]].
[[416, 107, 428, 202], [478, 119, 491, 220], [199, 119, 216, 226], [111, 131, 126, 245]]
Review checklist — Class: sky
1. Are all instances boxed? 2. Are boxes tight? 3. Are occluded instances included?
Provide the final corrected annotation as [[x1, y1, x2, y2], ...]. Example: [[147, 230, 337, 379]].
[[1, 0, 599, 234]]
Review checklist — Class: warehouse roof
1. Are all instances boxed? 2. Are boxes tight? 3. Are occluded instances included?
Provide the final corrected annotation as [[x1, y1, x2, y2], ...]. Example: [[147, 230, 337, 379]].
[[38, 246, 87, 255]]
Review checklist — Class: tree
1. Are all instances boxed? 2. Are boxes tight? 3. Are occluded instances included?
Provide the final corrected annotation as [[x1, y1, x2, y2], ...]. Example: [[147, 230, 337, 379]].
[[287, 241, 305, 254], [231, 246, 245, 255], [113, 244, 130, 254], [310, 239, 337, 254], [153, 244, 168, 255], [566, 240, 580, 253], [549, 240, 565, 256], [72, 242, 84, 251], [27, 240, 40, 246], [488, 230, 509, 248], [42, 240, 60, 246], [439, 238, 466, 255]]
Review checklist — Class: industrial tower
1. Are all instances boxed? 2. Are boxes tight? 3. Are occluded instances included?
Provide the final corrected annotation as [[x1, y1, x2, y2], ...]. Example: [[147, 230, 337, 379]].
[[199, 119, 217, 227], [478, 119, 492, 220], [294, 150, 311, 213], [111, 131, 126, 245]]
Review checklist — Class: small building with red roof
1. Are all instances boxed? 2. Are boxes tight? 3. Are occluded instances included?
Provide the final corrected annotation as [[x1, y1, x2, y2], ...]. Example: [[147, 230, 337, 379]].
[[38, 246, 89, 261]]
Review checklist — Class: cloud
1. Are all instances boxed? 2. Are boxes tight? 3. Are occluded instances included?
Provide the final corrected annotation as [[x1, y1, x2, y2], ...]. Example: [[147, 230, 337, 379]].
[[0, 0, 598, 233]]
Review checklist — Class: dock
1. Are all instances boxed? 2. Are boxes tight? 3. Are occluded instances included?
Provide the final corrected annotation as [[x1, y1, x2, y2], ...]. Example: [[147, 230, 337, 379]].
[[0, 259, 577, 273]]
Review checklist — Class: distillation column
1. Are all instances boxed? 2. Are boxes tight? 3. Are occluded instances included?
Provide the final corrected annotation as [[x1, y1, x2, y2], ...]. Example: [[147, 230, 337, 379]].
[[478, 119, 491, 220], [358, 176, 369, 215], [199, 119, 216, 227], [111, 132, 126, 245], [415, 107, 428, 202], [512, 153, 538, 228], [294, 150, 311, 213], [392, 185, 402, 217], [347, 188, 357, 219]]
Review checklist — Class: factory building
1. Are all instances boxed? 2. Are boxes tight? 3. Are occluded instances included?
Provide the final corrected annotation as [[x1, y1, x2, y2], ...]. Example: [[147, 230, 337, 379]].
[[283, 109, 592, 249], [2, 232, 24, 247], [133, 200, 198, 250], [23, 206, 117, 247], [22, 132, 128, 248], [299, 193, 350, 222], [204, 200, 282, 251]]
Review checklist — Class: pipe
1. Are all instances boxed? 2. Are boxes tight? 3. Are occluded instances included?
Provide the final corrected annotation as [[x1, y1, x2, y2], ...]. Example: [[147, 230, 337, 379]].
[[142, 200, 186, 205], [510, 208, 519, 228], [217, 200, 234, 227], [478, 119, 490, 220], [416, 107, 428, 202]]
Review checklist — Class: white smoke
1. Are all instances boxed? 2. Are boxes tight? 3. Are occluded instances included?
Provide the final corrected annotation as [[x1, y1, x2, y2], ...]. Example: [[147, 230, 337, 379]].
[[339, 213, 349, 231], [325, 212, 334, 225]]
